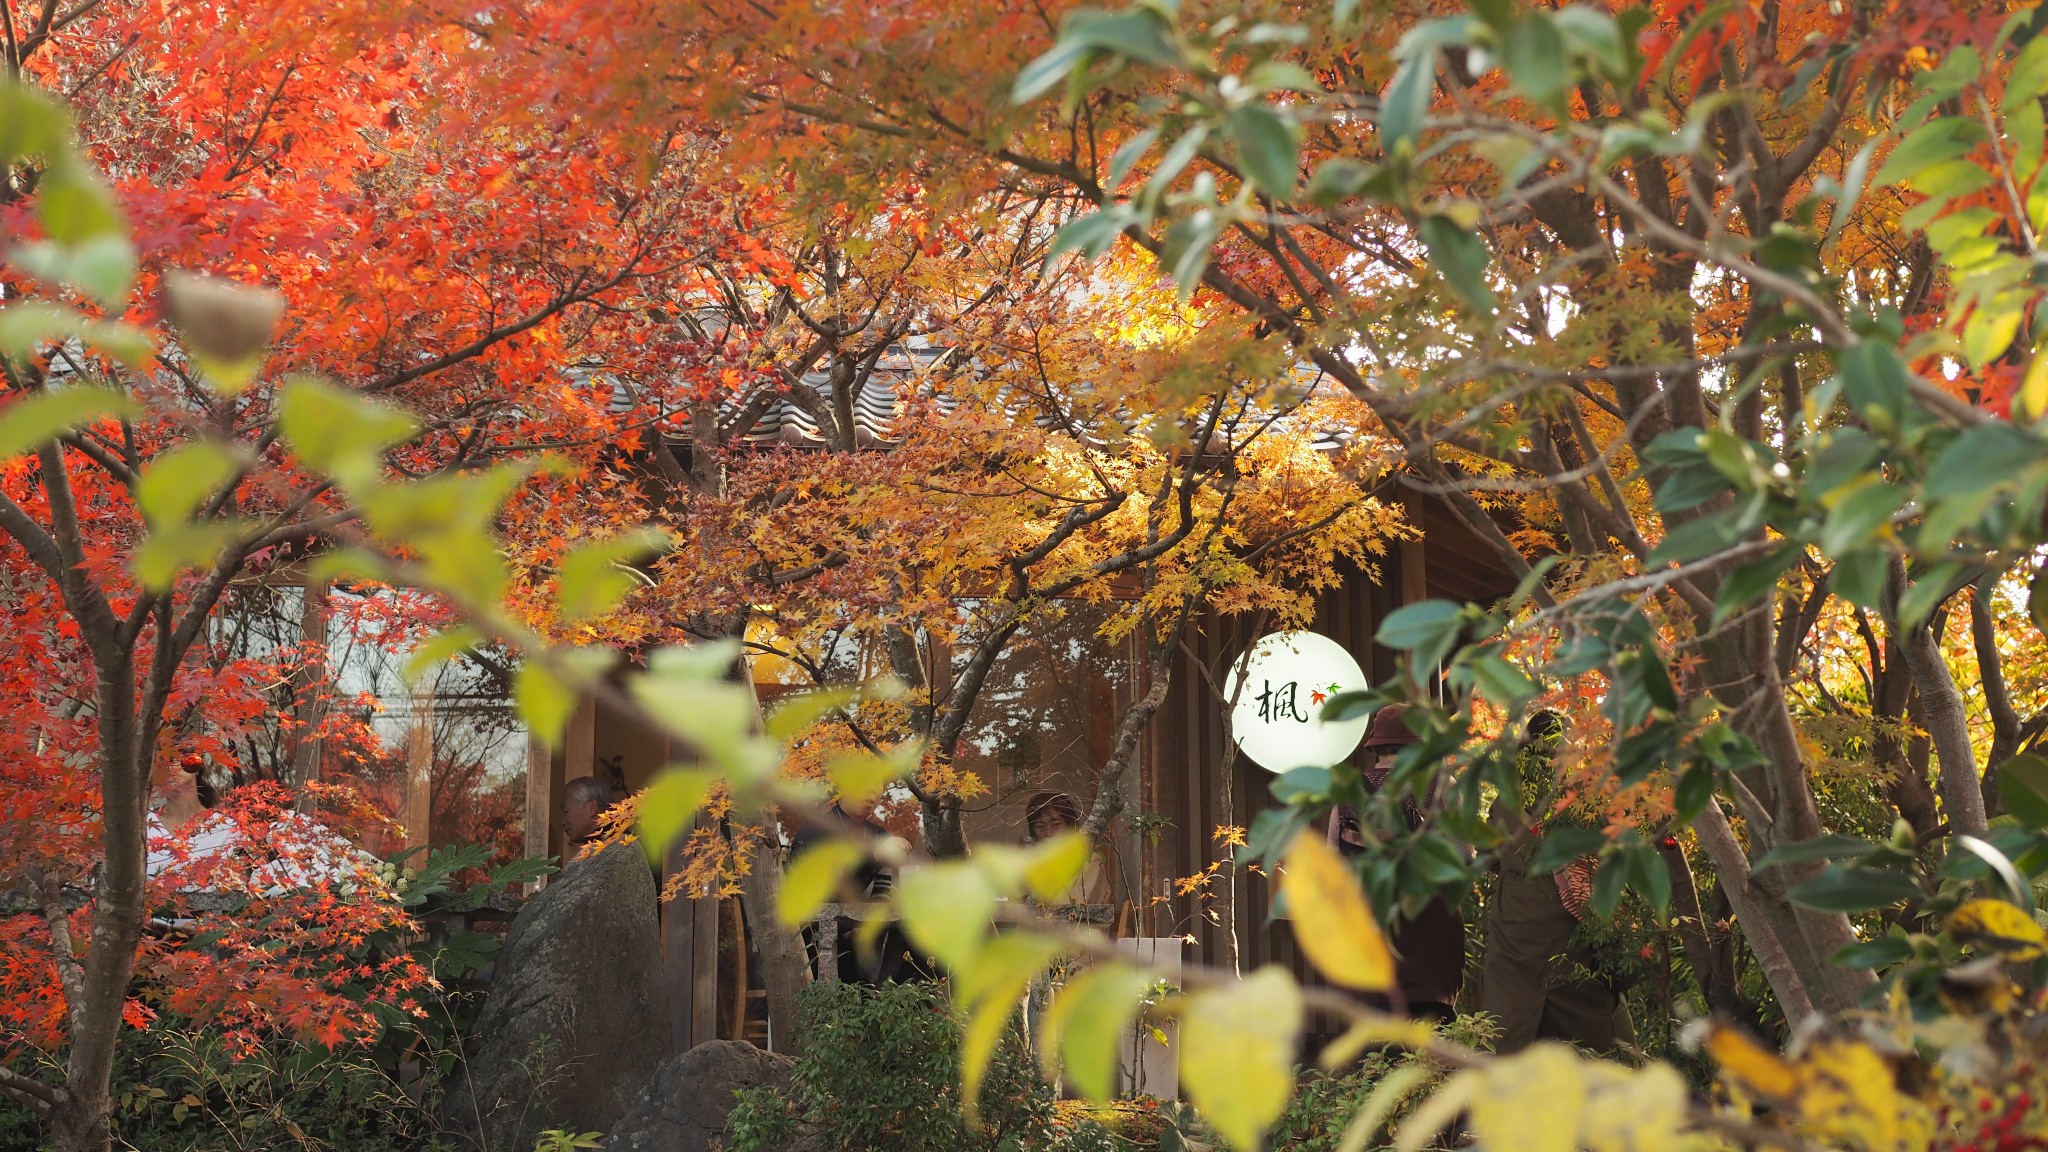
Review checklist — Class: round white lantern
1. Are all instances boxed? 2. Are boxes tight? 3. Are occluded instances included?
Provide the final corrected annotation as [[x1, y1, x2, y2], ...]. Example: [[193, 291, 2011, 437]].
[[1223, 631, 1371, 772]]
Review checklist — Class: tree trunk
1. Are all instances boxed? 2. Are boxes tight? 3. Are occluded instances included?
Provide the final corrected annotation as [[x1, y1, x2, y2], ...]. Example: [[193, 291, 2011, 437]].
[[1971, 581, 2021, 818], [737, 842, 810, 1052], [1692, 801, 1817, 1027], [1896, 628, 1985, 836]]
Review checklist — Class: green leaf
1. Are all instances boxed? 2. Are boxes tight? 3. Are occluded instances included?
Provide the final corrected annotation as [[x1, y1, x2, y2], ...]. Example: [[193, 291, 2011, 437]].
[[1043, 962, 1154, 1102], [278, 378, 419, 489], [779, 839, 867, 928], [1896, 563, 1963, 633], [1830, 937, 1914, 970], [37, 175, 123, 246], [1245, 60, 1321, 94], [1836, 341, 1911, 428], [66, 234, 135, 308], [1954, 834, 2036, 914], [1144, 125, 1211, 206], [2011, 34, 2048, 102], [1500, 12, 1568, 111], [1751, 834, 1879, 871], [516, 662, 581, 750], [1305, 157, 1380, 205], [1105, 127, 1160, 194], [1712, 543, 1801, 627], [630, 644, 770, 777], [1228, 102, 1301, 199], [1589, 852, 1630, 918], [136, 441, 242, 528], [132, 521, 244, 592], [1647, 506, 1745, 566], [825, 742, 920, 805], [765, 684, 862, 743], [636, 766, 717, 860], [1013, 38, 1090, 104], [0, 300, 83, 358], [1827, 547, 1884, 609], [1926, 424, 2047, 496], [1627, 844, 1670, 919], [1063, 8, 1180, 67], [1786, 865, 1921, 913], [1525, 827, 1606, 874], [1818, 479, 1900, 556], [0, 385, 137, 459], [557, 527, 668, 622], [1419, 213, 1495, 314], [1320, 688, 1384, 722], [1377, 53, 1437, 157], [896, 861, 998, 969], [1999, 753, 2048, 828], [957, 934, 1063, 1126], [402, 626, 486, 686], [1022, 831, 1094, 903], [1377, 599, 1462, 650], [1553, 5, 1633, 82], [1181, 967, 1302, 1151], [1049, 206, 1137, 261], [1876, 117, 1987, 186], [1160, 209, 1220, 297], [1469, 652, 1538, 709], [0, 83, 74, 168]]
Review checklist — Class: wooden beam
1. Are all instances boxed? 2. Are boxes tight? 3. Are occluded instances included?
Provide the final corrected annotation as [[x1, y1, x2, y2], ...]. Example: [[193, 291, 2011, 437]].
[[564, 693, 597, 782], [525, 735, 551, 892], [404, 685, 435, 853], [692, 882, 719, 1046], [663, 839, 695, 1054]]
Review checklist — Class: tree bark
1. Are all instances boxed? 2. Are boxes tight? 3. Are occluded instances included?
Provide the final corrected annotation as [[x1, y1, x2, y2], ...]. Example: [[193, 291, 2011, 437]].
[[1971, 580, 2021, 818], [1692, 800, 1817, 1027], [1888, 563, 1985, 836], [736, 841, 810, 1053]]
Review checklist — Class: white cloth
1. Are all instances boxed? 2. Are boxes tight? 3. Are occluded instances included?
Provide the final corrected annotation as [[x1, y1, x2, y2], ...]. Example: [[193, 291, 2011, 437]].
[[146, 809, 386, 898]]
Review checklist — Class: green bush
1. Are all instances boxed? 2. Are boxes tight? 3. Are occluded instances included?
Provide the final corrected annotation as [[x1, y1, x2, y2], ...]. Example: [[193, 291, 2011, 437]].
[[1, 1021, 442, 1152], [1266, 1013, 1499, 1152], [727, 981, 1124, 1152]]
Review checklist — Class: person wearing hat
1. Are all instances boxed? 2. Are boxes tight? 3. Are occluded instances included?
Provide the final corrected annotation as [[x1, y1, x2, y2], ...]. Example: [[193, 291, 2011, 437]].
[[1326, 703, 1466, 1021]]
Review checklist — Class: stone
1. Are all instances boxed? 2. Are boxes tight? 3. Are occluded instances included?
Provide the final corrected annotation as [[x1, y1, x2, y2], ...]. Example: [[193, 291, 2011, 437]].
[[442, 843, 670, 1150], [605, 1039, 795, 1152]]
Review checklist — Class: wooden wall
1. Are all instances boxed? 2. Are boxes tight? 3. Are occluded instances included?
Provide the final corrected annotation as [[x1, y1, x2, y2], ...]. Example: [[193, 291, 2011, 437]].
[[1133, 499, 1518, 1036]]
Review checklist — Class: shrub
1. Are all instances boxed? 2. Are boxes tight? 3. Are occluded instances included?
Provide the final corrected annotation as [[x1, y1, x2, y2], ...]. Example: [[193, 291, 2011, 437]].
[[1266, 1013, 1500, 1152], [727, 980, 1127, 1152]]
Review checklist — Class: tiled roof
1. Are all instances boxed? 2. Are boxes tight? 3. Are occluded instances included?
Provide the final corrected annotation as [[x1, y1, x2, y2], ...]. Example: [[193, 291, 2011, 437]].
[[598, 344, 1363, 454]]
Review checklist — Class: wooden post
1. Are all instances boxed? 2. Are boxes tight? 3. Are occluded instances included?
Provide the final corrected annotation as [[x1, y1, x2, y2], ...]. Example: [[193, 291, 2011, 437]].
[[691, 875, 720, 1046], [524, 735, 551, 891], [564, 694, 597, 784], [663, 836, 695, 1054], [404, 684, 435, 853]]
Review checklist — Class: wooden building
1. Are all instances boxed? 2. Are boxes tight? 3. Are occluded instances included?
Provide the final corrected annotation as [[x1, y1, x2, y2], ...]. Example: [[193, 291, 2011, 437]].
[[506, 491, 1519, 1055]]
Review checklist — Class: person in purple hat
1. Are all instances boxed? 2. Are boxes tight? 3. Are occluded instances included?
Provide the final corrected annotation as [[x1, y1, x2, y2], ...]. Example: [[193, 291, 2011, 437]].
[[1327, 703, 1465, 1021]]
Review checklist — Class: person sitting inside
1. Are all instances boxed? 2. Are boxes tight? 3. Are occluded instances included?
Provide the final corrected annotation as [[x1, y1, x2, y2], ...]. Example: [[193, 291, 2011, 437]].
[[562, 776, 617, 854], [1023, 791, 1113, 908]]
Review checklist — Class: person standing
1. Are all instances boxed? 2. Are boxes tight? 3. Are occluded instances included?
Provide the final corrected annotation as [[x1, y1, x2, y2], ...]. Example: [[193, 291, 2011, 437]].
[[1477, 713, 1635, 1055], [1328, 705, 1465, 1022]]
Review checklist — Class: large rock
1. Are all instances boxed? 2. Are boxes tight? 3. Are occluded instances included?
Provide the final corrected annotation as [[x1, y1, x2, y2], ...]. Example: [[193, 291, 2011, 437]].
[[442, 844, 670, 1150], [605, 1040, 795, 1152]]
